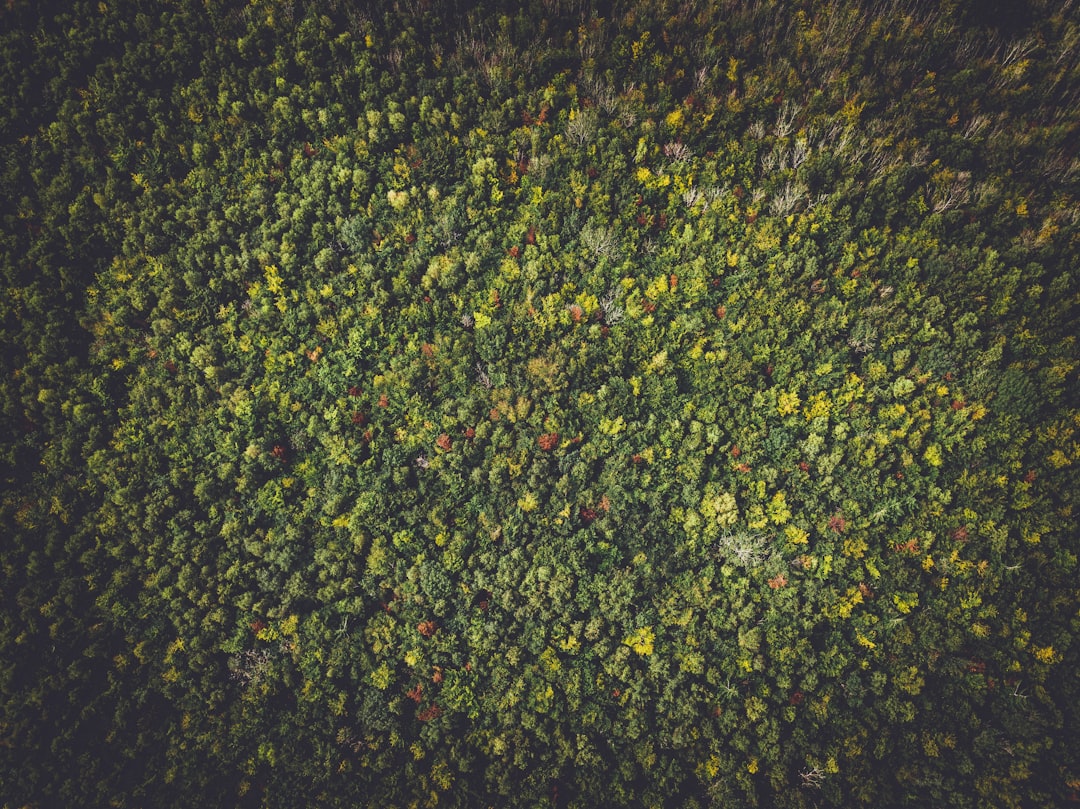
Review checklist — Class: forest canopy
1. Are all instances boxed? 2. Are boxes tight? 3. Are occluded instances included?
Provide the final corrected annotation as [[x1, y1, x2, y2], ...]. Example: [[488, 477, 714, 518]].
[[1, 0, 1078, 807]]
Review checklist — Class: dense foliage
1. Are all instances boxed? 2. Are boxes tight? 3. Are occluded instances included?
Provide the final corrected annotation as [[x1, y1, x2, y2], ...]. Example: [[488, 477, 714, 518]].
[[2, 0, 1078, 806]]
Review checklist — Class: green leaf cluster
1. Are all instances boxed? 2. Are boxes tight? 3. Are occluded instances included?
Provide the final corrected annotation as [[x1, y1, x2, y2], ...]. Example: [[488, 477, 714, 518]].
[[2, 1, 1078, 807]]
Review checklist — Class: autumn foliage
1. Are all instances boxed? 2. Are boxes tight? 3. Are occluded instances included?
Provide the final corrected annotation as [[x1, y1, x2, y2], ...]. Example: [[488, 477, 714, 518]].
[[4, 2, 1077, 807]]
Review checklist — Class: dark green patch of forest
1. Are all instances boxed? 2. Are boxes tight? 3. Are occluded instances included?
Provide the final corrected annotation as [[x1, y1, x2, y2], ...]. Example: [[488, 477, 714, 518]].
[[1, 1, 1078, 806]]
